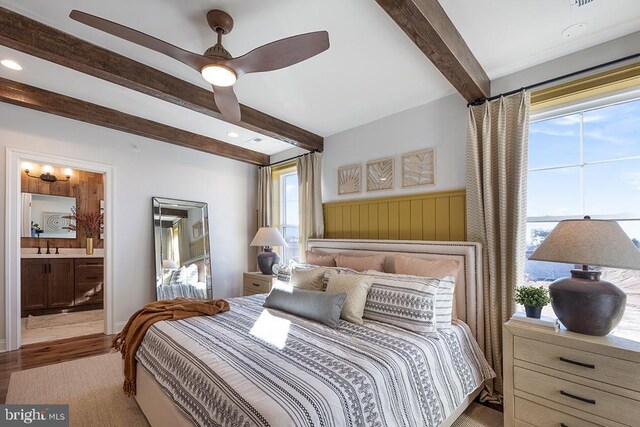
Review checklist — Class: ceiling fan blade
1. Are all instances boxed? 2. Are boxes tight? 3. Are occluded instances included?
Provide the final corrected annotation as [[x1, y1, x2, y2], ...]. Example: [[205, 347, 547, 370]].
[[228, 31, 329, 76], [69, 10, 210, 72], [213, 85, 241, 122]]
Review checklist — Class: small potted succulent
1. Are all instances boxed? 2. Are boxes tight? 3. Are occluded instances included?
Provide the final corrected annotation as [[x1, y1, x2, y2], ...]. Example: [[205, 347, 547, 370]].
[[515, 285, 551, 319]]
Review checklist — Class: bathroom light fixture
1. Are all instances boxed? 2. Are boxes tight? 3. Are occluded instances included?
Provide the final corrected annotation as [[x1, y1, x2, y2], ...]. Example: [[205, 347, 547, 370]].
[[24, 164, 72, 183], [227, 131, 239, 138], [1, 59, 22, 70]]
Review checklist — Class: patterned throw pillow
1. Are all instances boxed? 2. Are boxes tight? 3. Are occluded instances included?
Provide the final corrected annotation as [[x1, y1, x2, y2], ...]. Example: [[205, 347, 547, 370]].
[[363, 272, 441, 335], [391, 254, 461, 329], [169, 264, 198, 286], [325, 271, 373, 325]]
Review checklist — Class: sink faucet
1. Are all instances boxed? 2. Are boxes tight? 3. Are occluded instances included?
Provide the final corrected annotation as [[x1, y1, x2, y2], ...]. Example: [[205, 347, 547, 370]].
[[46, 240, 50, 255]]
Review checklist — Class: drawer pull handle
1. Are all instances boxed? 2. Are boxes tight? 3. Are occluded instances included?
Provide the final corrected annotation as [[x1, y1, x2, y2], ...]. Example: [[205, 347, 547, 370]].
[[559, 357, 595, 369], [84, 276, 99, 280], [561, 424, 569, 427], [560, 390, 595, 405], [252, 283, 261, 287]]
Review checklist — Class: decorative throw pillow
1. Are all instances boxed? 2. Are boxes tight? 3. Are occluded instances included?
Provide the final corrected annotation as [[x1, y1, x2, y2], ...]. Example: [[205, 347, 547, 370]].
[[263, 285, 347, 328], [325, 271, 373, 325], [321, 267, 359, 290], [169, 266, 186, 285], [394, 255, 461, 328], [361, 271, 441, 335], [335, 254, 386, 272], [305, 251, 337, 267], [289, 267, 326, 291]]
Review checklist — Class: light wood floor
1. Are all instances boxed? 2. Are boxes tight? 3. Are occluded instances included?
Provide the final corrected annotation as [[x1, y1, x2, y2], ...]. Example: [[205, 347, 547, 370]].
[[0, 333, 115, 403]]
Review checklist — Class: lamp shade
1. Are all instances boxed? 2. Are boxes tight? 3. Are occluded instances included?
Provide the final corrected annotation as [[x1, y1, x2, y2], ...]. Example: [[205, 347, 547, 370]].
[[250, 227, 287, 247], [529, 218, 640, 270]]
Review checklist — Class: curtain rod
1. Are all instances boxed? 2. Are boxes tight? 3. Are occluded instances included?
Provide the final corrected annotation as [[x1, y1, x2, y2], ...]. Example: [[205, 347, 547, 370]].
[[266, 151, 314, 168], [468, 51, 640, 107]]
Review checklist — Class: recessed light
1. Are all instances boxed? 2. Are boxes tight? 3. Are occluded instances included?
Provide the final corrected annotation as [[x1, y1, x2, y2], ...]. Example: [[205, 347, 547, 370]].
[[227, 131, 239, 138], [561, 23, 588, 39], [1, 59, 22, 71]]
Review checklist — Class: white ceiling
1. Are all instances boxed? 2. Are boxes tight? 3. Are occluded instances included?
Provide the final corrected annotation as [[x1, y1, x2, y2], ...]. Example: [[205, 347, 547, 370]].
[[0, 0, 639, 156], [440, 0, 640, 79], [0, 0, 453, 141]]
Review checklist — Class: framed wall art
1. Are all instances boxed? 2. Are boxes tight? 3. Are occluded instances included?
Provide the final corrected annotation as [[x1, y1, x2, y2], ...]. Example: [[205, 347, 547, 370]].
[[401, 148, 436, 188], [366, 157, 394, 192], [337, 163, 361, 195]]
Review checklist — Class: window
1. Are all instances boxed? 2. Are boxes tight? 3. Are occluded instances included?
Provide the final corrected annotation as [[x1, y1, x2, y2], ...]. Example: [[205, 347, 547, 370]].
[[272, 164, 299, 264], [280, 172, 299, 264], [526, 96, 640, 340]]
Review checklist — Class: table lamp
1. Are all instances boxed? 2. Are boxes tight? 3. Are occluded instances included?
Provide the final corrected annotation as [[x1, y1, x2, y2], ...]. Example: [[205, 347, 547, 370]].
[[529, 216, 640, 336], [250, 227, 287, 274]]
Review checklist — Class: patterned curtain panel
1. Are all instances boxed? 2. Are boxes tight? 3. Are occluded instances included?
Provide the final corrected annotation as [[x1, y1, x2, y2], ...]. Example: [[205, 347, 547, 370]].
[[297, 152, 324, 260], [257, 166, 272, 228], [466, 91, 531, 396]]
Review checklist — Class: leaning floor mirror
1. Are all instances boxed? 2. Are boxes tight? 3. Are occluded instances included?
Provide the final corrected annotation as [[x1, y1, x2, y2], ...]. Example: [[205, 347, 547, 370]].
[[152, 197, 212, 300]]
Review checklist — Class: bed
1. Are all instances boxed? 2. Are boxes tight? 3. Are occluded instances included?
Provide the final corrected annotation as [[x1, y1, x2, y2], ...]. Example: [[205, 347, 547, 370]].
[[134, 239, 493, 426]]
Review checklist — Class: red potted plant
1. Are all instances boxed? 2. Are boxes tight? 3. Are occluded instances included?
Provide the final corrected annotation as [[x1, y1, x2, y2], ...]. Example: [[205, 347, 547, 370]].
[[64, 207, 104, 255]]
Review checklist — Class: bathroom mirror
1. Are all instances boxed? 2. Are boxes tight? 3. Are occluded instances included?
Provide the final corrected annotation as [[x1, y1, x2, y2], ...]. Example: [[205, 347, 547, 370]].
[[21, 193, 77, 239], [153, 197, 212, 300]]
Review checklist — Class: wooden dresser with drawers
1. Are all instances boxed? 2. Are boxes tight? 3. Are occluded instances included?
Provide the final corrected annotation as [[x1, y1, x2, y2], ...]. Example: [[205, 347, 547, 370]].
[[504, 319, 640, 427]]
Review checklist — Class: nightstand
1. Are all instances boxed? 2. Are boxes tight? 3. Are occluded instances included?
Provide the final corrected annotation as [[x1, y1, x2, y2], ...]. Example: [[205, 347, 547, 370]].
[[242, 272, 276, 296], [503, 318, 640, 427]]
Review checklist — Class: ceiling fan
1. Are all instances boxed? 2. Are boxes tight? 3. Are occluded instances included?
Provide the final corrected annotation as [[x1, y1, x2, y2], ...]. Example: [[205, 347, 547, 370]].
[[69, 9, 330, 123]]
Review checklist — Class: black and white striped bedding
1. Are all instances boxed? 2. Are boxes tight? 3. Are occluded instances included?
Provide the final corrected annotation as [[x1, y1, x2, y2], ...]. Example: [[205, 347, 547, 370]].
[[136, 294, 495, 427]]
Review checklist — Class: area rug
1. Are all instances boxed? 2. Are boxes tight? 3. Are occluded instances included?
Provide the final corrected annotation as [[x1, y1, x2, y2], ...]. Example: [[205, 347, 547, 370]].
[[7, 352, 503, 426], [6, 352, 148, 427], [26, 309, 103, 329], [452, 402, 503, 426]]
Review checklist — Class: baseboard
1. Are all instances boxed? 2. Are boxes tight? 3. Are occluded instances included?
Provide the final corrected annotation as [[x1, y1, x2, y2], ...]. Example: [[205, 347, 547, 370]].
[[0, 339, 7, 353], [115, 321, 127, 333]]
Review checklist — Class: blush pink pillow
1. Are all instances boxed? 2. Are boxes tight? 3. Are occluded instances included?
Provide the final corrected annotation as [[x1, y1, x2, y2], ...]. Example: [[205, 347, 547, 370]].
[[305, 251, 337, 267], [335, 254, 386, 272], [394, 254, 461, 319]]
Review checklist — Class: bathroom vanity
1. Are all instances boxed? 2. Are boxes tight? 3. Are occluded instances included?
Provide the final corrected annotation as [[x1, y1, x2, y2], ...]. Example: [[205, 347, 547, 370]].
[[21, 249, 104, 317]]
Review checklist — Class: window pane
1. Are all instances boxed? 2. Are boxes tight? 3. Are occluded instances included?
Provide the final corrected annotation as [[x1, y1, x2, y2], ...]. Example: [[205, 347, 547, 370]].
[[282, 226, 299, 263], [525, 222, 574, 282], [584, 99, 640, 162], [285, 201, 299, 226], [583, 159, 640, 217], [284, 174, 298, 201], [529, 114, 581, 169], [527, 167, 581, 217]]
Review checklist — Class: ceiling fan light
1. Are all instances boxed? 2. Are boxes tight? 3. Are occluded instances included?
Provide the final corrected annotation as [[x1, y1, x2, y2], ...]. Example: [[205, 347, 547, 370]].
[[201, 65, 237, 87]]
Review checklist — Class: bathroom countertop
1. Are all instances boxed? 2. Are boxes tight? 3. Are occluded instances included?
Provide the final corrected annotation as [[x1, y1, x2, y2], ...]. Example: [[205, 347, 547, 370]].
[[21, 248, 104, 259]]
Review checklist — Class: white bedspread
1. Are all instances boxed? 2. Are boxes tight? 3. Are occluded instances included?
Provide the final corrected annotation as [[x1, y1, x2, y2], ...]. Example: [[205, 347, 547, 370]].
[[136, 294, 494, 427]]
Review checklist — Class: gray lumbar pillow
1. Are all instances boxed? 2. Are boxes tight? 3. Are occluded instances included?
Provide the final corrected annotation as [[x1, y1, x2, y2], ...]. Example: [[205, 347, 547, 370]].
[[263, 285, 347, 328]]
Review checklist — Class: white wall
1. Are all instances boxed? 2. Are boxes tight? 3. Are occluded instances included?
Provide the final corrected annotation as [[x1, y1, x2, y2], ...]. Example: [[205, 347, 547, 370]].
[[0, 103, 257, 339], [492, 31, 640, 95], [322, 93, 467, 202]]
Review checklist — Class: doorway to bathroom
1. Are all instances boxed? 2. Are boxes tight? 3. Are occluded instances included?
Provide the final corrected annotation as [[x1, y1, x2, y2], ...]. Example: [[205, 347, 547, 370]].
[[5, 149, 115, 351], [20, 163, 105, 345]]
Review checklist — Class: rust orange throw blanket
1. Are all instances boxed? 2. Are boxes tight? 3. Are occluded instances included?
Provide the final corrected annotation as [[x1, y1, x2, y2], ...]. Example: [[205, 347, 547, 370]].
[[112, 298, 230, 396]]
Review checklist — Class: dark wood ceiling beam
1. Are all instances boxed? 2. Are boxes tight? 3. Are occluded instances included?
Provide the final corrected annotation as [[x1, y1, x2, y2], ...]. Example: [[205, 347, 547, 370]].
[[374, 0, 490, 102], [0, 78, 269, 166], [0, 6, 323, 152]]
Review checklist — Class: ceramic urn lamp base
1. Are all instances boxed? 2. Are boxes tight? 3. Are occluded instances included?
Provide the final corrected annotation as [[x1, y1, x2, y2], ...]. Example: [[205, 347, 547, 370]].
[[257, 247, 280, 275], [550, 268, 626, 336]]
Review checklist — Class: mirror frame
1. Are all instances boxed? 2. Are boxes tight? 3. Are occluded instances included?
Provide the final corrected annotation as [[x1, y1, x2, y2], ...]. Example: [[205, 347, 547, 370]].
[[152, 197, 212, 300]]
